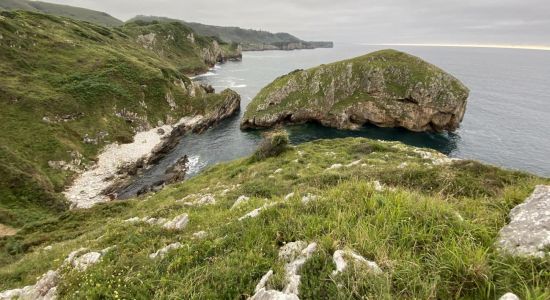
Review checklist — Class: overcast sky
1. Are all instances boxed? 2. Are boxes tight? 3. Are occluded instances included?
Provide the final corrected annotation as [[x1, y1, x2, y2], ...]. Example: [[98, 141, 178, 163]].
[[47, 0, 550, 46]]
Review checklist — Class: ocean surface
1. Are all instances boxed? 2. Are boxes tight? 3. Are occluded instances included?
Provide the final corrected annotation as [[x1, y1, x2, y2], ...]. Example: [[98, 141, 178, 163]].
[[118, 44, 550, 197]]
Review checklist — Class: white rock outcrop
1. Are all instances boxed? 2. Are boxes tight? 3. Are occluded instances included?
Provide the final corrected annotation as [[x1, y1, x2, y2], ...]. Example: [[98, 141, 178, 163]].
[[163, 214, 189, 231], [250, 242, 317, 300], [0, 247, 114, 300], [497, 185, 550, 258], [331, 250, 382, 276]]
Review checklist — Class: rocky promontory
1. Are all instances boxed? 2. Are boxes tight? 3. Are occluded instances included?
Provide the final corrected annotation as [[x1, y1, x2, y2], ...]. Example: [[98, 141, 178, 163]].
[[241, 49, 469, 132]]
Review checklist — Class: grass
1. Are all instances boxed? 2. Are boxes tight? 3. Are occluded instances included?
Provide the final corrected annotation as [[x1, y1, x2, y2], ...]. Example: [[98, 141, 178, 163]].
[[0, 137, 548, 299], [0, 11, 239, 226]]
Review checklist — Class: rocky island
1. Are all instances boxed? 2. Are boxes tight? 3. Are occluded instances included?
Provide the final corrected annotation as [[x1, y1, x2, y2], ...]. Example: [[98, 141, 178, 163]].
[[241, 49, 469, 132]]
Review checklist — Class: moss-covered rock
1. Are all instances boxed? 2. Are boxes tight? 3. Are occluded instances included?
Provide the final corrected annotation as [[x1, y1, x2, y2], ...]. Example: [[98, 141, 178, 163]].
[[241, 49, 469, 132]]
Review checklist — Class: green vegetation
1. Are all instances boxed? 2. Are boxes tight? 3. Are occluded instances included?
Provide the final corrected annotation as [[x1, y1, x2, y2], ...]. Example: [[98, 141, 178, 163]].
[[253, 129, 290, 161], [0, 0, 123, 27], [0, 138, 548, 299], [0, 11, 237, 227], [129, 15, 333, 50], [244, 49, 469, 123]]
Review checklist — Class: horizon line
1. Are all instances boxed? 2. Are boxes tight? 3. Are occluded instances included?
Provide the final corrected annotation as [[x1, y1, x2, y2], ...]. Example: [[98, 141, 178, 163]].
[[361, 43, 550, 51]]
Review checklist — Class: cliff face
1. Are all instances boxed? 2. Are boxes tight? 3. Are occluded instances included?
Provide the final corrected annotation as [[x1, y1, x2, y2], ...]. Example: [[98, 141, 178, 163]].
[[129, 15, 334, 52], [241, 49, 469, 132], [123, 21, 242, 74], [241, 41, 334, 51]]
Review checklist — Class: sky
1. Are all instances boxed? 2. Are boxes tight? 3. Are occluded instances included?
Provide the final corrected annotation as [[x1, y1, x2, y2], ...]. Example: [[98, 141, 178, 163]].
[[46, 0, 550, 47]]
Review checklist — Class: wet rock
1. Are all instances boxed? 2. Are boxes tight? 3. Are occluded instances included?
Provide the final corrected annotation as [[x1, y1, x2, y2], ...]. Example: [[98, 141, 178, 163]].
[[497, 185, 550, 258]]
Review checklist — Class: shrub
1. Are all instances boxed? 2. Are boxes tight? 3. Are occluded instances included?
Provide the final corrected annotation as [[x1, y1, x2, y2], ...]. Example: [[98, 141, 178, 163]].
[[253, 129, 290, 161]]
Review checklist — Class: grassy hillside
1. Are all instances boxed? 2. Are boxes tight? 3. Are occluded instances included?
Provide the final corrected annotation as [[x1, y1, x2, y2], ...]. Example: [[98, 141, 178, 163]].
[[0, 0, 123, 27], [0, 10, 238, 228], [0, 137, 548, 298], [130, 15, 333, 51]]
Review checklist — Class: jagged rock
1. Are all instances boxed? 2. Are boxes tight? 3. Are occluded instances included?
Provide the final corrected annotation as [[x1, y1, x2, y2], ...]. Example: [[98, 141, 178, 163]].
[[149, 242, 183, 259], [250, 242, 317, 299], [497, 185, 550, 258], [163, 214, 189, 231], [0, 270, 58, 300], [331, 250, 382, 276], [239, 203, 276, 221], [242, 50, 469, 133]]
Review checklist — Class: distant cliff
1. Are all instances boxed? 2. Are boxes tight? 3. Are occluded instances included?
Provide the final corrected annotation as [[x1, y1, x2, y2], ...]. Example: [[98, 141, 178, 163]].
[[0, 0, 123, 27], [130, 15, 334, 51]]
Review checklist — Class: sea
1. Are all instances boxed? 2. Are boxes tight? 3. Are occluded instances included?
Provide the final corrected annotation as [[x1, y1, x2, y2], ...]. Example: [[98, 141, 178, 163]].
[[118, 43, 550, 198]]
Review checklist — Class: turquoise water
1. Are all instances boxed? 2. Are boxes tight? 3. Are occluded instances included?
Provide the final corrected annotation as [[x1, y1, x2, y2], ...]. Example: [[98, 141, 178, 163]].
[[118, 44, 550, 197]]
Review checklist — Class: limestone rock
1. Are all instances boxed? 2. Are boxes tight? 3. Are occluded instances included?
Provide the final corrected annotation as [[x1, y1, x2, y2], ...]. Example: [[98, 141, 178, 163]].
[[499, 293, 520, 300], [232, 195, 251, 209], [163, 214, 189, 231], [331, 250, 382, 276], [242, 50, 469, 133], [149, 242, 183, 259], [497, 185, 550, 258]]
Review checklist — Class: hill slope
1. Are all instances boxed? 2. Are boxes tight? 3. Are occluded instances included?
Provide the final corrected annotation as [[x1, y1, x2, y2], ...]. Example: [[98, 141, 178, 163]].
[[130, 15, 334, 51], [0, 0, 123, 27], [0, 10, 240, 228], [0, 137, 548, 299]]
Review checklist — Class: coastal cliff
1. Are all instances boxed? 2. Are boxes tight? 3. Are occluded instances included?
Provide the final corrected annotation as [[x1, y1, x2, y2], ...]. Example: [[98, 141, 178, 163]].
[[241, 49, 469, 132], [0, 11, 240, 226], [129, 15, 334, 52]]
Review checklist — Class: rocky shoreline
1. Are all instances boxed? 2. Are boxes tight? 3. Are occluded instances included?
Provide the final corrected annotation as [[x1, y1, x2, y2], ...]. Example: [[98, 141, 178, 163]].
[[64, 89, 240, 209]]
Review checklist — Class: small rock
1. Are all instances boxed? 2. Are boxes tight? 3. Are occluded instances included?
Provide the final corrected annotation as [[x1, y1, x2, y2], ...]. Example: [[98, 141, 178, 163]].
[[149, 242, 183, 259], [398, 162, 408, 169], [193, 231, 208, 239], [332, 250, 382, 276], [279, 241, 308, 261], [43, 245, 53, 251], [196, 194, 216, 206], [327, 164, 343, 170], [346, 160, 362, 167], [163, 214, 189, 231], [499, 293, 520, 300], [284, 192, 295, 200], [274, 168, 283, 174], [72, 252, 102, 271], [301, 194, 317, 204], [373, 181, 384, 192], [231, 195, 250, 209]]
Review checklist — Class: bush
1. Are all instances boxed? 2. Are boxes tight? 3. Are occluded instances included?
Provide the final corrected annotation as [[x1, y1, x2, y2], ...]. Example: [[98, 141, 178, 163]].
[[253, 129, 289, 161]]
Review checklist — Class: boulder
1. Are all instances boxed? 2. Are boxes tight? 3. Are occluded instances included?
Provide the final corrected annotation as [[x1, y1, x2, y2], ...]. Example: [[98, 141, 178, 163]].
[[241, 49, 469, 133], [497, 185, 550, 258]]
